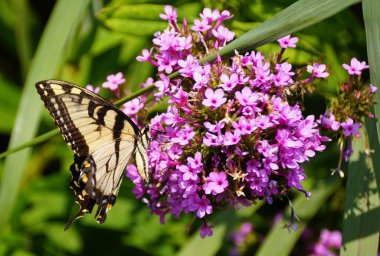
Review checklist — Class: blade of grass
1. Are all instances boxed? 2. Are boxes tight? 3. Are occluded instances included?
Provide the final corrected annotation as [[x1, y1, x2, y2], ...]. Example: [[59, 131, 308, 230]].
[[340, 1, 380, 254], [0, 0, 90, 237], [0, 129, 59, 159], [178, 204, 263, 256], [12, 0, 33, 78], [363, 0, 380, 137], [201, 0, 361, 63], [257, 177, 340, 256], [340, 128, 380, 255]]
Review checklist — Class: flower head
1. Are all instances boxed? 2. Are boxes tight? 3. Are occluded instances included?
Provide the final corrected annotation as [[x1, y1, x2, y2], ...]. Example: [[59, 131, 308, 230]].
[[159, 5, 178, 21], [342, 57, 369, 75], [277, 35, 299, 49], [308, 63, 329, 78], [202, 88, 227, 109], [102, 72, 125, 91], [340, 118, 361, 137]]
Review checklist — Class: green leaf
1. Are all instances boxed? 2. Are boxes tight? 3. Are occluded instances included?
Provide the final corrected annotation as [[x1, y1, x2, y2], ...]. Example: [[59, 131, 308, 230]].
[[340, 128, 380, 255], [178, 225, 226, 256], [340, 0, 380, 254], [45, 223, 82, 253], [98, 4, 167, 36], [0, 74, 21, 134], [178, 204, 263, 256], [11, 0, 34, 78], [0, 0, 90, 238], [363, 0, 380, 138], [257, 177, 340, 256], [202, 0, 361, 63]]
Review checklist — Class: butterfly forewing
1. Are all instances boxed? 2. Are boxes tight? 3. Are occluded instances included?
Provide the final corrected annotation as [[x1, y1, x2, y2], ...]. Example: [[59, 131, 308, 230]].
[[35, 80, 148, 228]]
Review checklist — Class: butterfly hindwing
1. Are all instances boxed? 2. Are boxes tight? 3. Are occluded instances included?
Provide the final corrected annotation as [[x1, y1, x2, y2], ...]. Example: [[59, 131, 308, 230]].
[[36, 80, 149, 228]]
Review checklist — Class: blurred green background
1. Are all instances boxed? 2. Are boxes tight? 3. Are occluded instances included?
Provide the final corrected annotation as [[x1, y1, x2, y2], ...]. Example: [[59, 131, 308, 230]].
[[0, 0, 369, 255]]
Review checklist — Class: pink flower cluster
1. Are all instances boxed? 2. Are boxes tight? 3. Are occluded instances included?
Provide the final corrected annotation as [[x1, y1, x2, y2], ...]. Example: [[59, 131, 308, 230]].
[[318, 57, 375, 163], [130, 6, 332, 235]]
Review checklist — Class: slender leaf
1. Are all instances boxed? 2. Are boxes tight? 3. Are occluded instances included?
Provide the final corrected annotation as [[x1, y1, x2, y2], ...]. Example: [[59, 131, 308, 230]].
[[0, 0, 90, 237], [0, 75, 21, 134], [178, 204, 263, 256], [363, 0, 380, 138], [201, 0, 361, 63], [340, 129, 380, 255], [11, 0, 33, 78], [257, 177, 340, 256], [178, 225, 226, 256], [340, 1, 380, 254]]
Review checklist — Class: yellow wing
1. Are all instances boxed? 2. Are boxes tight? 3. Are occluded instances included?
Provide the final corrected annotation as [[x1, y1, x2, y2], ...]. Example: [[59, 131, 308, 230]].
[[35, 80, 149, 228]]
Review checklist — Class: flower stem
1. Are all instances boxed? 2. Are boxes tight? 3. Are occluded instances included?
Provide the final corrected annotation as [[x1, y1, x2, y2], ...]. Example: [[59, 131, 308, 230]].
[[0, 129, 60, 159]]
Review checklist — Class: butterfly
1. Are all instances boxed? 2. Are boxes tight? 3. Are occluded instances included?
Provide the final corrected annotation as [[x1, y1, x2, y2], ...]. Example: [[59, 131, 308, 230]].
[[35, 80, 149, 229]]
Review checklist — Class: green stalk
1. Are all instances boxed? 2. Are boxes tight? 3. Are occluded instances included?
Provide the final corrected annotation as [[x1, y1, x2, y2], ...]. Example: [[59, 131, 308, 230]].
[[340, 0, 380, 254], [0, 129, 60, 159]]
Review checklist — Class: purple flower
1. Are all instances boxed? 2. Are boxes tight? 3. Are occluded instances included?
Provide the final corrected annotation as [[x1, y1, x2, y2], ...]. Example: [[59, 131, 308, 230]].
[[219, 73, 238, 91], [86, 84, 100, 94], [192, 19, 212, 32], [369, 84, 377, 93], [203, 132, 221, 146], [212, 26, 235, 45], [200, 8, 220, 23], [319, 112, 340, 131], [187, 152, 203, 170], [341, 118, 361, 137], [342, 57, 369, 75], [102, 72, 125, 91], [136, 48, 153, 62], [234, 86, 259, 106], [202, 88, 227, 108], [178, 55, 199, 77], [219, 10, 233, 22], [179, 163, 200, 181], [171, 124, 195, 145], [156, 53, 177, 74], [204, 120, 225, 133], [122, 98, 143, 116], [200, 223, 213, 238], [276, 129, 302, 149], [277, 35, 299, 48], [193, 65, 211, 89], [308, 63, 329, 78], [232, 117, 256, 135], [203, 171, 229, 195], [159, 5, 177, 21], [179, 176, 199, 196], [223, 130, 241, 146], [189, 194, 213, 218]]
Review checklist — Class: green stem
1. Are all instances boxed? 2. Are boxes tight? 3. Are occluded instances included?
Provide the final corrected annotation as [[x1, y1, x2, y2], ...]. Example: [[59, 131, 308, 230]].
[[0, 129, 60, 159], [115, 84, 155, 106]]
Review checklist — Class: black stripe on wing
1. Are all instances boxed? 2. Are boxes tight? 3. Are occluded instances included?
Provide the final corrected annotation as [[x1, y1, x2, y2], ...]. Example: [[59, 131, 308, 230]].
[[35, 80, 141, 156]]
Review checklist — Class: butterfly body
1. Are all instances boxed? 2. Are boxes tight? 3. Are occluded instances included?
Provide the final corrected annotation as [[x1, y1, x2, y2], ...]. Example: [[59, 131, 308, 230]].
[[35, 80, 149, 229]]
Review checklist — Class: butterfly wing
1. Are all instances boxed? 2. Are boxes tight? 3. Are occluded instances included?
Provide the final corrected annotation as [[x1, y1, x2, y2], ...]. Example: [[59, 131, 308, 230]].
[[35, 80, 146, 227]]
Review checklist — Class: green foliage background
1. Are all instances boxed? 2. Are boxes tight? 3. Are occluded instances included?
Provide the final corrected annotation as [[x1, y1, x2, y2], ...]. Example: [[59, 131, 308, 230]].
[[0, 0, 378, 255]]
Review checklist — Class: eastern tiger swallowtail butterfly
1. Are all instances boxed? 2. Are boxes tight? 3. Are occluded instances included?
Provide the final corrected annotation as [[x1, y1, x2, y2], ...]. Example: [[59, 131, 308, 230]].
[[35, 80, 150, 229]]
